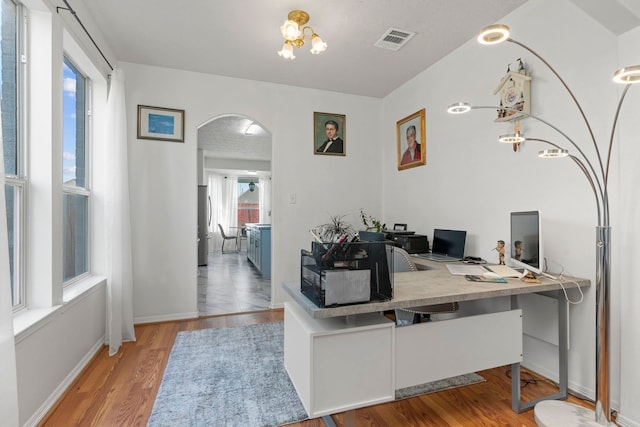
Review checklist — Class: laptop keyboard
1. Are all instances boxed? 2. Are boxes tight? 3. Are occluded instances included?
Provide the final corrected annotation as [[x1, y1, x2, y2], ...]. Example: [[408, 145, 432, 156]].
[[416, 253, 461, 262]]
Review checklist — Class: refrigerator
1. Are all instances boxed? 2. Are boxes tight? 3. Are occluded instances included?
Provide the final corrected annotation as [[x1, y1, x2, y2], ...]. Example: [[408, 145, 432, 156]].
[[197, 185, 211, 266]]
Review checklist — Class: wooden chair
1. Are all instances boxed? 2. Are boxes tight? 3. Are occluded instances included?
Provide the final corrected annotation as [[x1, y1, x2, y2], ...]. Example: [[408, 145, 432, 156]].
[[218, 224, 239, 253]]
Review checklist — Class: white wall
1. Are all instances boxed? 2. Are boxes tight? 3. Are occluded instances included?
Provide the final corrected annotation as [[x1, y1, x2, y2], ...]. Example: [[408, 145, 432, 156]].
[[15, 283, 106, 425], [616, 24, 640, 427], [381, 0, 639, 422], [122, 62, 383, 322]]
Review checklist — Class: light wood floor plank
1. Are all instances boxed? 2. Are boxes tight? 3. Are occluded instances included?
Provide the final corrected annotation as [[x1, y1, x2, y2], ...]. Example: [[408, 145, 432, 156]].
[[39, 309, 597, 427]]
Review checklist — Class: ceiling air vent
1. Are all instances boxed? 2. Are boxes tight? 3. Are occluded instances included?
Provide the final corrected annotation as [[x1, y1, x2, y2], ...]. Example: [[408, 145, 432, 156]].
[[374, 28, 416, 51]]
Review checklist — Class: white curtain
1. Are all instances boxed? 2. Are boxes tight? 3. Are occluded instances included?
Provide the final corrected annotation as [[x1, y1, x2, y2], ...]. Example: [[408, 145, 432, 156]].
[[104, 69, 136, 355], [259, 176, 271, 224], [0, 116, 20, 426], [208, 174, 238, 250]]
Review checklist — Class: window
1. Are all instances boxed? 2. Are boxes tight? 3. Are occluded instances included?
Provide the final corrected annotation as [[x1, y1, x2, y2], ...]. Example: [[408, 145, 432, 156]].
[[237, 177, 259, 225], [62, 57, 90, 283], [2, 0, 24, 308]]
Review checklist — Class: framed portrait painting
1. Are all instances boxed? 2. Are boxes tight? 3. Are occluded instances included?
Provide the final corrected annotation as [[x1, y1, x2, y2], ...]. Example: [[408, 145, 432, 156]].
[[396, 109, 426, 170], [137, 105, 185, 142], [314, 112, 346, 156]]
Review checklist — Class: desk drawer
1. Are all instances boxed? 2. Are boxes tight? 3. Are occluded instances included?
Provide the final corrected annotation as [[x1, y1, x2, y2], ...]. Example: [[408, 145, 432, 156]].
[[395, 309, 522, 389]]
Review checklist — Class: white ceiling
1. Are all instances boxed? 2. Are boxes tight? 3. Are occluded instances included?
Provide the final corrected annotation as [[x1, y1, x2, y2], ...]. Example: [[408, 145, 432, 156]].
[[197, 115, 271, 161], [77, 0, 639, 164], [81, 0, 529, 98]]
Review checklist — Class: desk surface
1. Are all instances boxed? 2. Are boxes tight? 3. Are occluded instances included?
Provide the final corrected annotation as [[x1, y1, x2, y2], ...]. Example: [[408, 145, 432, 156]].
[[283, 259, 590, 319]]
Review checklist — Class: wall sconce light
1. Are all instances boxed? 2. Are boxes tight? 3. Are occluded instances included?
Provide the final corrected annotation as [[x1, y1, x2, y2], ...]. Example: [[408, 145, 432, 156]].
[[277, 10, 327, 60], [249, 180, 256, 192], [448, 23, 640, 426]]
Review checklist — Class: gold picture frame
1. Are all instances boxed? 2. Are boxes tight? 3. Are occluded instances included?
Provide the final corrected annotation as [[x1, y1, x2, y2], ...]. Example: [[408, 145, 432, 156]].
[[313, 112, 346, 156], [396, 109, 426, 170], [137, 105, 185, 142]]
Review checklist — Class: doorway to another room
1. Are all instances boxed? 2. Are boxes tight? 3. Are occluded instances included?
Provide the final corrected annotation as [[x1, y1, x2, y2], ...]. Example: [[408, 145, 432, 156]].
[[197, 114, 272, 316]]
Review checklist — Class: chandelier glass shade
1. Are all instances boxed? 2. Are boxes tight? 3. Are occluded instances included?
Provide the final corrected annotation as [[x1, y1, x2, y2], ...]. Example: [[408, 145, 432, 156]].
[[277, 10, 327, 59]]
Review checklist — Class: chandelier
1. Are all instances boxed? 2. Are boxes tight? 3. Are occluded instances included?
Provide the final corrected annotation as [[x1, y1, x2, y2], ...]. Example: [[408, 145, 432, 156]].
[[277, 10, 327, 60]]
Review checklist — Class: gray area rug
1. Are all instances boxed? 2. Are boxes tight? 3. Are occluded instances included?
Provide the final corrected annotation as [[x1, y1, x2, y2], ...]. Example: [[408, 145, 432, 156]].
[[147, 321, 485, 427], [395, 372, 485, 400]]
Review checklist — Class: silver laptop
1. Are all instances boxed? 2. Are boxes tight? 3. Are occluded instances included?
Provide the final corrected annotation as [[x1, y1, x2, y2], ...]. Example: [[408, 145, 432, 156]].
[[416, 229, 467, 262]]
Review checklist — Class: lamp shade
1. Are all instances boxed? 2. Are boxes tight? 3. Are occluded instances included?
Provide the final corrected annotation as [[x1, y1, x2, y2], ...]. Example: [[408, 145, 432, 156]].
[[281, 20, 301, 40], [446, 102, 472, 114], [498, 133, 525, 143], [277, 42, 295, 60], [538, 148, 569, 158], [613, 65, 640, 84], [310, 34, 327, 54], [477, 24, 510, 45]]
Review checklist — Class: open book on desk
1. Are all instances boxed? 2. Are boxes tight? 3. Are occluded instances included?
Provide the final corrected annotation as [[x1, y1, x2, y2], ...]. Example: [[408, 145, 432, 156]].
[[484, 264, 523, 278], [446, 263, 523, 279], [445, 264, 488, 276]]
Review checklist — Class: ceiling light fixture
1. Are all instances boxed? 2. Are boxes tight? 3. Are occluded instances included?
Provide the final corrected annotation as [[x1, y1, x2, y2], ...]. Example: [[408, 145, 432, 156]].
[[245, 122, 260, 135], [449, 23, 639, 426], [249, 180, 256, 192], [277, 10, 327, 60]]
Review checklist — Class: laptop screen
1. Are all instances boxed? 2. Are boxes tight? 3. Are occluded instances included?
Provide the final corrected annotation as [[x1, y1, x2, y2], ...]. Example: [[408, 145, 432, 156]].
[[432, 229, 467, 258]]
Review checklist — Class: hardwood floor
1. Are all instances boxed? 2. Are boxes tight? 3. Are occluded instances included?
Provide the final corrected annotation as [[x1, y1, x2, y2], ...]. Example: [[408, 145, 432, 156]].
[[39, 309, 595, 427]]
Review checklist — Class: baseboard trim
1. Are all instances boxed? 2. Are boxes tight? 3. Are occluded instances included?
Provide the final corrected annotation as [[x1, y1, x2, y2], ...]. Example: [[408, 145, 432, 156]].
[[23, 336, 106, 427], [134, 311, 199, 325]]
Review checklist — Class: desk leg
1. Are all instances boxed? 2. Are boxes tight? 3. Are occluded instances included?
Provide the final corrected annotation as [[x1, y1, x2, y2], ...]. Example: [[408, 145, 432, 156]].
[[512, 290, 569, 412], [322, 410, 355, 427], [322, 415, 337, 427]]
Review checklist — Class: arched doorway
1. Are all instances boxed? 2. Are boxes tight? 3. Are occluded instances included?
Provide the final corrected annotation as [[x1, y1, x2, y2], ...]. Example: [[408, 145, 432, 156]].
[[196, 114, 272, 315]]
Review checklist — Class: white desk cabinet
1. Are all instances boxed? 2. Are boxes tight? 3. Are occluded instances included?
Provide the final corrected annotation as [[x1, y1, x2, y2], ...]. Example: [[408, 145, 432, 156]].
[[284, 302, 395, 418]]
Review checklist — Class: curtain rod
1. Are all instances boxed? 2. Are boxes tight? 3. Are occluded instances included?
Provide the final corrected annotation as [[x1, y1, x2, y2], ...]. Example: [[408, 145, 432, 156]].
[[57, 0, 114, 71]]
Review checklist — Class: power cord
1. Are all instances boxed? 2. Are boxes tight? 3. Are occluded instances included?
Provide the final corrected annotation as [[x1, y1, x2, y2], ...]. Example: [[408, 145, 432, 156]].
[[541, 259, 584, 305], [505, 368, 538, 388]]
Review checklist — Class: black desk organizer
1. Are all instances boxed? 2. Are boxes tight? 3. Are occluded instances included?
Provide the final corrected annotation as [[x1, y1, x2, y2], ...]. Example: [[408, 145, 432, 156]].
[[300, 241, 393, 308]]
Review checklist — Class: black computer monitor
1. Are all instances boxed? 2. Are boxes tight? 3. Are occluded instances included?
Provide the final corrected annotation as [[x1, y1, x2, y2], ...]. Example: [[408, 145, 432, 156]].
[[431, 229, 466, 258]]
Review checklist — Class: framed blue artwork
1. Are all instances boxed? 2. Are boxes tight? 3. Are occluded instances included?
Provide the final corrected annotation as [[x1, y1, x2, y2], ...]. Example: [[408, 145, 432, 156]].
[[137, 105, 185, 142]]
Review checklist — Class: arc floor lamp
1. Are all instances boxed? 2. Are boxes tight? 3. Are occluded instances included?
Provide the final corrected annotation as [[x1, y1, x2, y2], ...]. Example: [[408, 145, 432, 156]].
[[447, 24, 639, 426]]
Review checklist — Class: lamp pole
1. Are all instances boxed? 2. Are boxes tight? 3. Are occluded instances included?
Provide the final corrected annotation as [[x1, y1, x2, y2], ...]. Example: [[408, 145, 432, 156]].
[[449, 24, 640, 426]]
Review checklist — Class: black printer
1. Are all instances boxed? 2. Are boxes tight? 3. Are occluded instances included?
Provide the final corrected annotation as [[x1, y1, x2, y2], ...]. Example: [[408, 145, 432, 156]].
[[385, 224, 430, 254]]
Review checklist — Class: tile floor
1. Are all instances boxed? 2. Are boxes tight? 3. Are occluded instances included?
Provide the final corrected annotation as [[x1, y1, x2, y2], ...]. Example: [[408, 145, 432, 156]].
[[197, 248, 272, 316]]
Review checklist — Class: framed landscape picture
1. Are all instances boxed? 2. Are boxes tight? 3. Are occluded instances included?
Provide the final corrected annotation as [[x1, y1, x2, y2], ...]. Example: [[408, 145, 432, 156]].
[[396, 109, 426, 170], [137, 105, 185, 142], [314, 112, 346, 156]]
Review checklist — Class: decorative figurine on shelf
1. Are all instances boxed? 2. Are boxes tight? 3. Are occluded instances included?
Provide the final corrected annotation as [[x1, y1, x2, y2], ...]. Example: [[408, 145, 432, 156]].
[[496, 240, 506, 265]]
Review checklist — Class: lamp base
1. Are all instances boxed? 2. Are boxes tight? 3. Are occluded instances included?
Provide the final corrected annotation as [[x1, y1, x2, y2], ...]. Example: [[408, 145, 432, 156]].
[[534, 401, 614, 426]]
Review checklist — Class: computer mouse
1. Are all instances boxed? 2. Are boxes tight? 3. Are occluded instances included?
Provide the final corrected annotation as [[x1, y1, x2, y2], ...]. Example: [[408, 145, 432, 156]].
[[483, 272, 501, 279]]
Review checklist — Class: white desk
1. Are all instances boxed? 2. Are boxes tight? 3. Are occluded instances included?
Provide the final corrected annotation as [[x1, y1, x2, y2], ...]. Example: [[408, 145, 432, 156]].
[[283, 261, 589, 419]]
